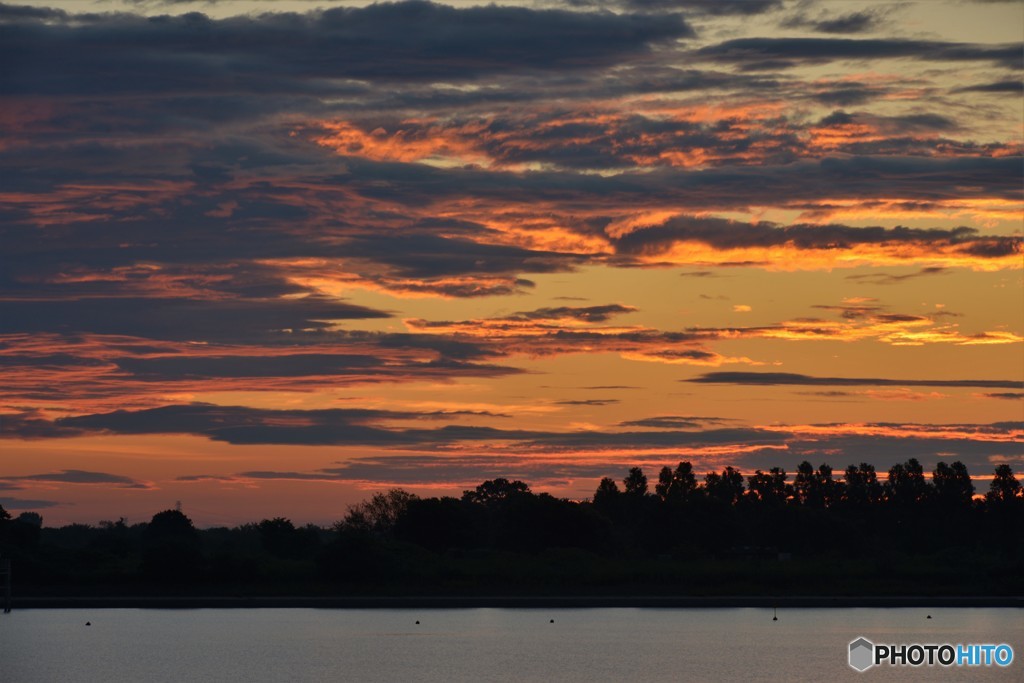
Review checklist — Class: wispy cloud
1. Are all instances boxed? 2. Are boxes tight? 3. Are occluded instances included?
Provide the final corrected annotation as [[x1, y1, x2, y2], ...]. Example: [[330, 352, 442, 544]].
[[696, 37, 1022, 70], [0, 496, 61, 510], [688, 372, 1022, 389], [0, 469, 151, 489]]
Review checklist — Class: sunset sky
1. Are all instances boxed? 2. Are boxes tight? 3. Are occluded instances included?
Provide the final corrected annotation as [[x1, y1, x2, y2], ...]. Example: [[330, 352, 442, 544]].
[[1, 0, 1021, 527]]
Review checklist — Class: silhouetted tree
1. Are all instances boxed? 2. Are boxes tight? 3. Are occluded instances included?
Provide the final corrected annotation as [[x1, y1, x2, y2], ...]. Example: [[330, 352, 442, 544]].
[[656, 461, 698, 502], [842, 463, 882, 506], [987, 464, 1022, 504], [794, 461, 841, 507], [6, 512, 43, 547], [793, 461, 815, 505], [885, 458, 931, 506], [704, 467, 744, 505], [656, 466, 673, 501], [141, 509, 202, 580], [746, 467, 790, 505], [982, 464, 1024, 568], [341, 489, 418, 535], [257, 517, 315, 559], [16, 512, 42, 527], [818, 463, 843, 507], [489, 492, 609, 553], [463, 479, 531, 506], [146, 509, 197, 539], [932, 461, 974, 508], [623, 467, 648, 497], [0, 506, 9, 552], [90, 518, 135, 556], [394, 497, 481, 552], [593, 477, 621, 514]]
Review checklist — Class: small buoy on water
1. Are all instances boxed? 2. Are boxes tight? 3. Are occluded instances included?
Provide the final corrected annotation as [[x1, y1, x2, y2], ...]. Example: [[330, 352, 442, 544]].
[[927, 615, 932, 619], [415, 620, 420, 625], [85, 622, 91, 626], [550, 619, 554, 623]]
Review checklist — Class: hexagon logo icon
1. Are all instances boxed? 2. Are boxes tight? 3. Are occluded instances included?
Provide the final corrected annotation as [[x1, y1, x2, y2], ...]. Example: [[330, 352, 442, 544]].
[[849, 637, 875, 672]]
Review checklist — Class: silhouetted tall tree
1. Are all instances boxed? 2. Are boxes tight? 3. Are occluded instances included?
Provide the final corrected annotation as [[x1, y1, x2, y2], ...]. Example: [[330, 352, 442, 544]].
[[818, 463, 843, 507], [932, 461, 974, 509], [704, 466, 744, 505], [842, 463, 882, 506], [746, 467, 790, 505], [656, 461, 698, 502], [885, 458, 931, 506], [593, 477, 621, 513], [987, 464, 1022, 504], [656, 466, 673, 501], [794, 461, 841, 507], [623, 467, 648, 497], [793, 461, 815, 505]]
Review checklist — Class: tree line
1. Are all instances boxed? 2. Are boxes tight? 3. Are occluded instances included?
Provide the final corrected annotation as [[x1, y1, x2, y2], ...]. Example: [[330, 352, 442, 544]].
[[594, 459, 1021, 509], [0, 460, 1020, 597]]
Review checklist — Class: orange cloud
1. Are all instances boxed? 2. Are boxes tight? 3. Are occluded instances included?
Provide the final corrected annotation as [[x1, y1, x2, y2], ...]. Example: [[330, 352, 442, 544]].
[[312, 120, 490, 167], [641, 240, 1020, 272], [758, 422, 1023, 443], [0, 181, 192, 227]]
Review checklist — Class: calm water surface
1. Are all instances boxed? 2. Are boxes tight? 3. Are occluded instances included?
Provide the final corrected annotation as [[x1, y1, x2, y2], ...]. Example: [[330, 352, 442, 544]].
[[2, 607, 1021, 682]]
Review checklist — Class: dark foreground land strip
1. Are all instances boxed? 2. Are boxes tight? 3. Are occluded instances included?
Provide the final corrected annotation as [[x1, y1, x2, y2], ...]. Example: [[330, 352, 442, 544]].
[[12, 596, 1024, 609]]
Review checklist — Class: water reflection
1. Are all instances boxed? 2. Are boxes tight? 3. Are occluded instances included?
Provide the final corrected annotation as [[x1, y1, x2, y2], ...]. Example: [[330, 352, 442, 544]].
[[1, 608, 1021, 682]]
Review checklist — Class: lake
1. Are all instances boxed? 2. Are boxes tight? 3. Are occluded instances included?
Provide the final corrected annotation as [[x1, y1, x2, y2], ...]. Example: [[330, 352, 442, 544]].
[[1, 607, 1021, 681]]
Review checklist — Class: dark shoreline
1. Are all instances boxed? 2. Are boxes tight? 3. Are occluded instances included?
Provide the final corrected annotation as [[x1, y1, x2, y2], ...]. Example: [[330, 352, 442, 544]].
[[10, 595, 1024, 609]]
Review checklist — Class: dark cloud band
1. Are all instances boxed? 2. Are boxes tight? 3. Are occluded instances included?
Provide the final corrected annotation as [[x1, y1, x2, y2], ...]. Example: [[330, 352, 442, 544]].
[[688, 372, 1023, 389], [0, 1, 694, 95], [697, 37, 1023, 69]]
